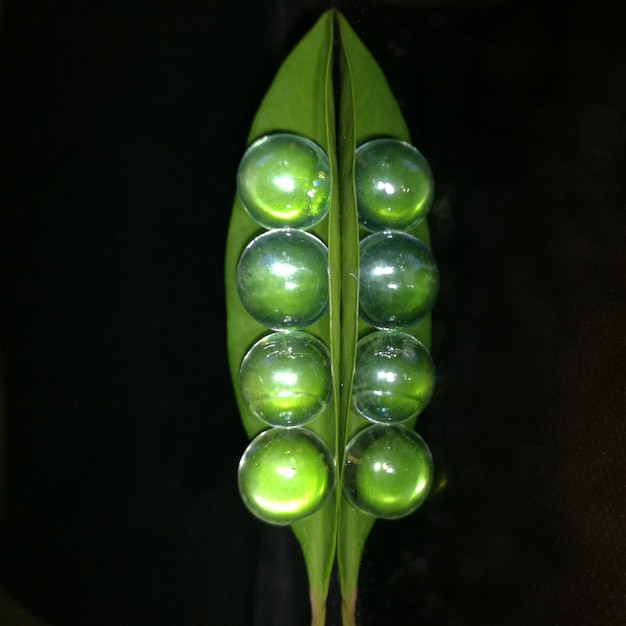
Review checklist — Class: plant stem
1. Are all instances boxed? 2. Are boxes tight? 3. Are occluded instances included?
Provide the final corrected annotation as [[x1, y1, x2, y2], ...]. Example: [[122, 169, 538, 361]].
[[341, 590, 357, 626], [310, 590, 327, 626]]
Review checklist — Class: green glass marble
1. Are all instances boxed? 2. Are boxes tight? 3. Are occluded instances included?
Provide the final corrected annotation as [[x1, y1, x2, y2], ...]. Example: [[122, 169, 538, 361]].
[[343, 424, 433, 519], [355, 138, 434, 232], [359, 230, 438, 329], [239, 331, 332, 427], [237, 229, 329, 330], [237, 133, 331, 230], [238, 428, 335, 525], [352, 330, 435, 424]]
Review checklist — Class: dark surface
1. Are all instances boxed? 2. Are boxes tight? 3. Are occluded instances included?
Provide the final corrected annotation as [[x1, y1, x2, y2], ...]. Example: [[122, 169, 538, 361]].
[[1, 1, 625, 625]]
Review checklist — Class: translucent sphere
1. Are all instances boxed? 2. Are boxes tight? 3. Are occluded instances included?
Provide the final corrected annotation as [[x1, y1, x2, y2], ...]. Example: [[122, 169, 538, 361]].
[[352, 330, 435, 424], [238, 428, 335, 525], [237, 229, 329, 330], [237, 133, 331, 230], [343, 424, 433, 519], [355, 138, 434, 232], [239, 331, 332, 427], [359, 230, 438, 329]]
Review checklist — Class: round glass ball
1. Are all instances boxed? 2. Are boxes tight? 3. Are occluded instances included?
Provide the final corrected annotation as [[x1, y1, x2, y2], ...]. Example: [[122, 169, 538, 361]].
[[237, 133, 331, 230], [238, 428, 335, 525], [239, 331, 332, 427], [355, 138, 434, 232], [237, 229, 329, 330], [343, 424, 433, 519], [352, 330, 435, 424], [359, 230, 438, 329]]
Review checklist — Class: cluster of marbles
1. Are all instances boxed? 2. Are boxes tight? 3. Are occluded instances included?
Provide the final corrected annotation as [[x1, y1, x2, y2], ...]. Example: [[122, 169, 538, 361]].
[[233, 133, 439, 524], [343, 138, 437, 519], [235, 133, 335, 525]]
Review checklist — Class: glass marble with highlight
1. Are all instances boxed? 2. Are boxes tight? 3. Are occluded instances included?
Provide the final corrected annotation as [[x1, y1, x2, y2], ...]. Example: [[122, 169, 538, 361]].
[[237, 229, 329, 330], [355, 138, 434, 232], [359, 230, 438, 329], [238, 428, 335, 525], [237, 133, 331, 230], [352, 330, 435, 424], [343, 424, 433, 519], [239, 331, 332, 427]]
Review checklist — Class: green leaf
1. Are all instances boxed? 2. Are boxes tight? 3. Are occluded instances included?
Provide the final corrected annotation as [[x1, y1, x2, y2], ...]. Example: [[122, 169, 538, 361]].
[[224, 12, 338, 625], [335, 14, 433, 625], [225, 10, 434, 625]]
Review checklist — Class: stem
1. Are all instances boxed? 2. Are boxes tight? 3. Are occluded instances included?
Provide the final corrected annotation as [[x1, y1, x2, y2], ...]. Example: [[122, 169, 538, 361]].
[[341, 589, 357, 626], [310, 590, 327, 626]]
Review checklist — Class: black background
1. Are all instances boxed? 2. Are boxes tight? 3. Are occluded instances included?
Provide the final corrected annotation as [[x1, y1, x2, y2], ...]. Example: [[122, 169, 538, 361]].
[[1, 0, 625, 624]]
